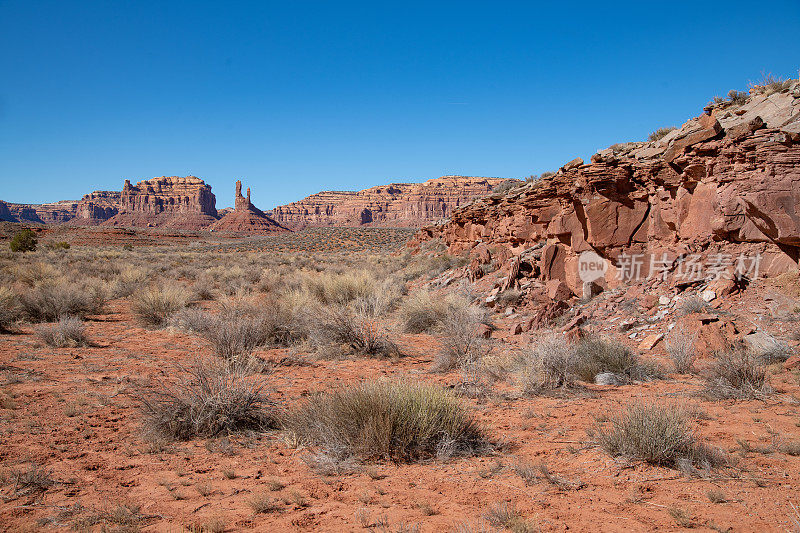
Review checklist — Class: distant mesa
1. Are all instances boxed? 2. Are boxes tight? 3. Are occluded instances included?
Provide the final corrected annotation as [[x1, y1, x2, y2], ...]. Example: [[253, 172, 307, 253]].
[[0, 175, 508, 231], [102, 176, 219, 230], [209, 180, 290, 234], [267, 175, 509, 230]]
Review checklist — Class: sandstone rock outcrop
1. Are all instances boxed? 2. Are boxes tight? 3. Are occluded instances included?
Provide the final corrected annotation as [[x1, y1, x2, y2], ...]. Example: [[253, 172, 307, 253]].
[[102, 176, 218, 229], [0, 191, 121, 225], [210, 180, 289, 234], [413, 80, 800, 295], [269, 176, 510, 229]]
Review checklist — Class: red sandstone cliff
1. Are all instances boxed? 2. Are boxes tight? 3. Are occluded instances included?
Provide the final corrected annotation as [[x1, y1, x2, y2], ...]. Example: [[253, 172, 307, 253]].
[[413, 80, 800, 294], [0, 191, 120, 226], [210, 181, 289, 234], [268, 176, 511, 230]]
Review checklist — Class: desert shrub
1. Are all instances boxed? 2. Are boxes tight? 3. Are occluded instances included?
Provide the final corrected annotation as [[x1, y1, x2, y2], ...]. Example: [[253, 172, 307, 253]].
[[19, 280, 106, 322], [598, 402, 726, 469], [131, 285, 189, 327], [170, 307, 215, 334], [304, 270, 376, 306], [352, 277, 403, 318], [201, 307, 272, 360], [9, 229, 37, 253], [752, 73, 793, 95], [284, 380, 488, 463], [12, 262, 60, 286], [666, 324, 697, 373], [572, 337, 651, 382], [518, 333, 579, 393], [192, 274, 217, 301], [727, 89, 749, 105], [0, 287, 19, 332], [111, 267, 149, 298], [648, 126, 676, 142], [399, 290, 450, 333], [44, 241, 70, 250], [36, 316, 90, 347], [705, 346, 771, 399], [677, 295, 708, 316], [139, 358, 276, 441], [496, 288, 521, 307], [519, 335, 657, 393], [434, 300, 488, 372], [313, 306, 398, 358], [484, 502, 535, 532], [491, 180, 519, 195]]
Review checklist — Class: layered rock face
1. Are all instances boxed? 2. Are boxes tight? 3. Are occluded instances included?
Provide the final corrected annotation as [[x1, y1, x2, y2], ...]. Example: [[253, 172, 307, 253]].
[[269, 176, 509, 229], [210, 180, 289, 234], [103, 176, 218, 229], [414, 82, 800, 294], [0, 191, 121, 225]]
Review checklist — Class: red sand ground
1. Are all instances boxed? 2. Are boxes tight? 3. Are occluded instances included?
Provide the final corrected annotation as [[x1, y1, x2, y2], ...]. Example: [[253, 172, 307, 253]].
[[1, 295, 800, 532]]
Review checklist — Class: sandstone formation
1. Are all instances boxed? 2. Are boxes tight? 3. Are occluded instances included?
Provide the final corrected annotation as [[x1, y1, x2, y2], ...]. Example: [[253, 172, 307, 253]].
[[102, 176, 218, 230], [0, 191, 120, 225], [269, 176, 510, 229], [414, 80, 800, 295], [210, 180, 289, 234]]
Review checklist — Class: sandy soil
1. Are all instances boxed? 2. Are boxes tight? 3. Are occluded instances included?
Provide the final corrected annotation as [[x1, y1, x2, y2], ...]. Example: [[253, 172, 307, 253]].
[[2, 293, 800, 532]]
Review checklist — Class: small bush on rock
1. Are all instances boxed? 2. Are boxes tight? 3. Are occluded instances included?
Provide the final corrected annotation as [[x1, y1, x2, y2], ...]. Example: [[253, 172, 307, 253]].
[[648, 127, 676, 142]]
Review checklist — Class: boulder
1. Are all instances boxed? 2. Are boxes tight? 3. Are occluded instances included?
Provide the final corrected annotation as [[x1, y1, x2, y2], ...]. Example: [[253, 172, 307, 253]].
[[546, 279, 573, 302]]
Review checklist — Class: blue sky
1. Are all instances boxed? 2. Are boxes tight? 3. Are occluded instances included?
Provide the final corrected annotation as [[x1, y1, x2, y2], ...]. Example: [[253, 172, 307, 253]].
[[1, 1, 798, 209]]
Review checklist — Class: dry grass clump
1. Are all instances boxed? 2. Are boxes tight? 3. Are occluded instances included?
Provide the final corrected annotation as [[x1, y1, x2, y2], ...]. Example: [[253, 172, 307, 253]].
[[19, 280, 106, 322], [131, 285, 189, 327], [198, 300, 273, 359], [3, 463, 55, 498], [0, 286, 20, 332], [110, 266, 149, 298], [484, 502, 537, 533], [304, 270, 377, 306], [598, 402, 726, 469], [705, 346, 772, 399], [665, 324, 697, 373], [518, 335, 659, 394], [518, 333, 580, 393], [573, 337, 654, 382], [284, 380, 488, 463], [139, 358, 276, 441], [399, 289, 454, 333], [35, 316, 91, 347], [313, 306, 398, 358]]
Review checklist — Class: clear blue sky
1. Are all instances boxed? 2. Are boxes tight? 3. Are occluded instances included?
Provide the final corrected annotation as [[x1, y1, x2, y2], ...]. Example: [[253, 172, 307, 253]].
[[1, 1, 798, 209]]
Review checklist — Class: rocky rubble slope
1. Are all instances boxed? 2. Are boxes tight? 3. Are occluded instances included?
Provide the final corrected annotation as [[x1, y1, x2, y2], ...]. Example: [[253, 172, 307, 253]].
[[268, 176, 511, 229], [414, 79, 800, 297]]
